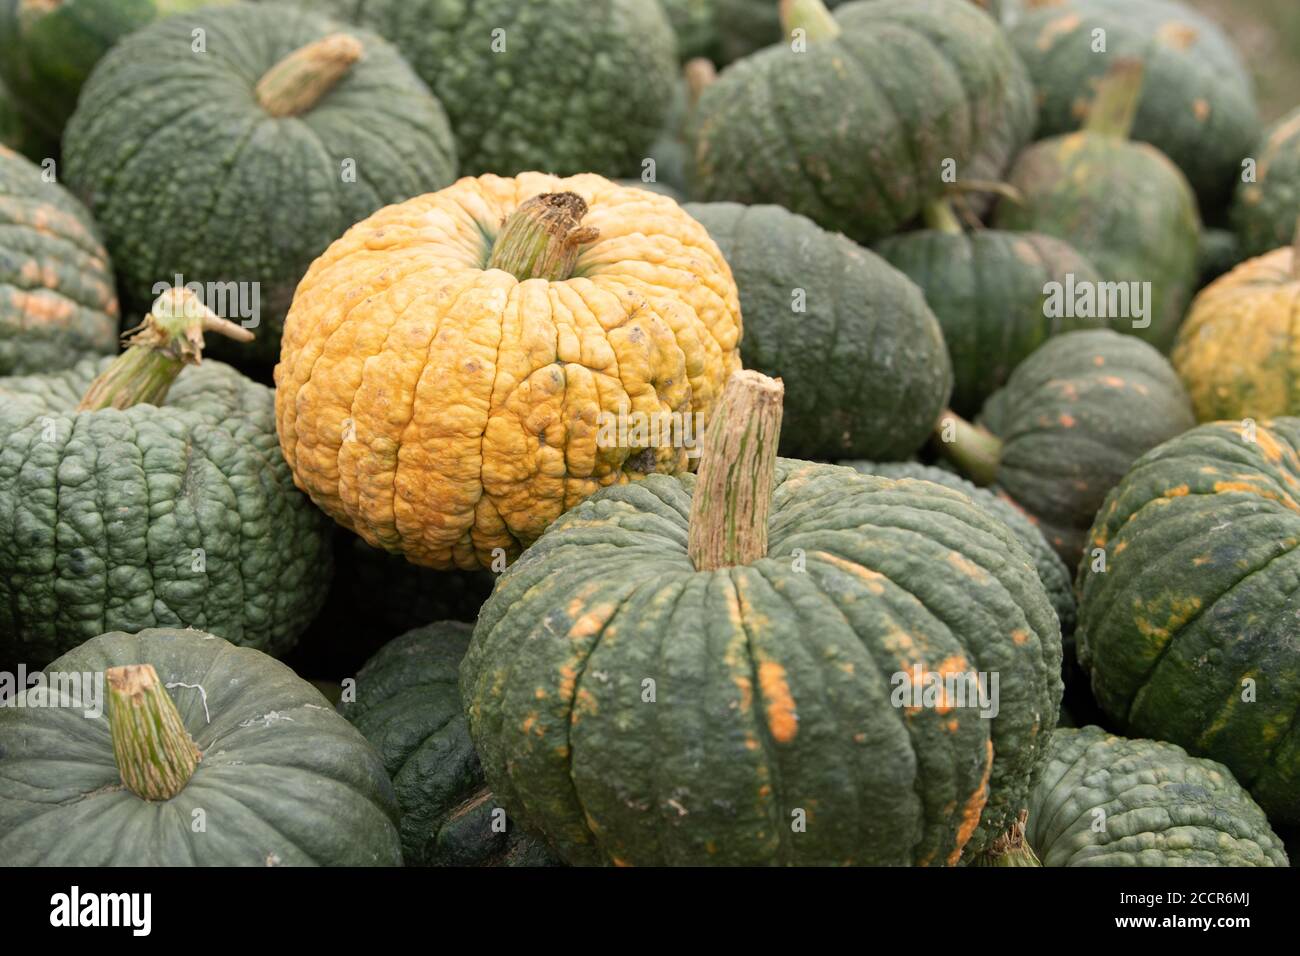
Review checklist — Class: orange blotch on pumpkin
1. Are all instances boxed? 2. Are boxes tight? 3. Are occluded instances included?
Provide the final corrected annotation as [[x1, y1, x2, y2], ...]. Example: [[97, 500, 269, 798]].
[[812, 551, 886, 594], [1193, 99, 1211, 122], [949, 739, 994, 865], [1164, 484, 1190, 497], [1037, 14, 1081, 51], [1011, 629, 1030, 646], [1058, 413, 1077, 428], [758, 661, 798, 744], [947, 551, 987, 581], [1092, 355, 1105, 366]]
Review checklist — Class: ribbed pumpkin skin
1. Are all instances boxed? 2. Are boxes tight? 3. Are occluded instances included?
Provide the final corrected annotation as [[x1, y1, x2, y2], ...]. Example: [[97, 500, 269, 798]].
[[0, 628, 401, 865], [0, 358, 333, 668], [977, 330, 1196, 564], [305, 0, 675, 178], [874, 229, 1106, 415], [277, 173, 741, 572], [1233, 108, 1300, 259], [62, 4, 457, 366], [340, 622, 561, 867], [1009, 0, 1258, 212], [463, 461, 1063, 866], [1025, 727, 1288, 867], [691, 0, 1033, 244], [1076, 419, 1300, 826], [994, 133, 1200, 353], [1173, 246, 1300, 422], [0, 146, 118, 376], [686, 202, 951, 460]]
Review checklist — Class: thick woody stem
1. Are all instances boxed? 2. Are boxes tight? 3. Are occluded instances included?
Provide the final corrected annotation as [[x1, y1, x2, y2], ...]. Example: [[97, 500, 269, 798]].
[[256, 34, 363, 117], [933, 410, 1003, 487], [107, 664, 201, 801], [486, 193, 600, 281]]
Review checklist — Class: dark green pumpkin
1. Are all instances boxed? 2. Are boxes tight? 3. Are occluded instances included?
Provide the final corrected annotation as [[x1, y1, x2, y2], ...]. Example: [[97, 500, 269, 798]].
[[62, 4, 457, 366], [686, 201, 952, 460], [1076, 418, 1300, 826], [339, 622, 561, 867], [1232, 107, 1300, 259], [874, 204, 1107, 415], [0, 145, 118, 376], [0, 627, 401, 865], [1009, 0, 1259, 213], [691, 0, 1035, 244], [1196, 227, 1243, 288]]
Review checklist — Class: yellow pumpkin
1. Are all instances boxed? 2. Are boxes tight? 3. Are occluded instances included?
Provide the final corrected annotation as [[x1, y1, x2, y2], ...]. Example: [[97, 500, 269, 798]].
[[275, 173, 742, 570], [1172, 235, 1300, 422]]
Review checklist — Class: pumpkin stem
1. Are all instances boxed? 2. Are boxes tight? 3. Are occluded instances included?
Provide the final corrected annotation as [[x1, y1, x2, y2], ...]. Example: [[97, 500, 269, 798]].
[[933, 410, 1002, 487], [1084, 58, 1145, 140], [688, 370, 785, 571], [487, 193, 600, 282], [971, 810, 1042, 867], [923, 199, 965, 235], [684, 57, 717, 111], [780, 0, 842, 43], [107, 664, 201, 801], [77, 287, 255, 412], [256, 33, 363, 118]]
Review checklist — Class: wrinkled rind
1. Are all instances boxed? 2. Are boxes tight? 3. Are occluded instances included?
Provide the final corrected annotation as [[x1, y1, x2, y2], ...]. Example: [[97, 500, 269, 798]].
[[1233, 108, 1300, 259], [276, 173, 743, 571], [0, 628, 401, 866], [1026, 726, 1288, 866], [0, 357, 333, 667], [463, 460, 1062, 866], [686, 202, 951, 460]]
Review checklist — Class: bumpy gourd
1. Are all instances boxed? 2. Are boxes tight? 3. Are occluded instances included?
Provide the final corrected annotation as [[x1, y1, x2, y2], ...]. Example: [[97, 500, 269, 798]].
[[1232, 107, 1300, 259]]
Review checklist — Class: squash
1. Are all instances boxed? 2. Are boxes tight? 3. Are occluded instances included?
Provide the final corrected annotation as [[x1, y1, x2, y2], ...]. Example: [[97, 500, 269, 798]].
[[0, 627, 401, 865], [339, 622, 561, 867], [1232, 107, 1300, 259], [937, 329, 1196, 565], [691, 0, 1035, 244], [463, 371, 1062, 866], [1173, 231, 1300, 422], [1196, 227, 1243, 288], [874, 200, 1107, 415], [1008, 0, 1259, 213], [685, 201, 951, 460], [0, 145, 118, 376], [0, 289, 334, 668], [1076, 418, 1300, 826], [276, 175, 742, 572], [62, 4, 457, 367], [993, 60, 1201, 353], [301, 0, 676, 178], [979, 727, 1289, 867]]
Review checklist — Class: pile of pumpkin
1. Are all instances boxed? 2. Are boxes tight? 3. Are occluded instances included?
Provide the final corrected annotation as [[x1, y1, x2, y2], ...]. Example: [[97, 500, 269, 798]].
[[0, 0, 1295, 868]]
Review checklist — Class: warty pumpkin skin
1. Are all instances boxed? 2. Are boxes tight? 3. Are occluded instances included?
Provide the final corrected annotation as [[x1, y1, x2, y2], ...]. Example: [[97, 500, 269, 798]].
[[62, 4, 457, 366], [340, 622, 561, 867], [0, 628, 402, 865], [1076, 419, 1300, 826], [1232, 107, 1300, 260], [276, 174, 742, 572], [686, 201, 952, 460]]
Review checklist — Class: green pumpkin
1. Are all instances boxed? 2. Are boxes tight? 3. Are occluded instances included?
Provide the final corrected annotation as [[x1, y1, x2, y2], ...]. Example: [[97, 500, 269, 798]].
[[1196, 227, 1243, 288], [0, 145, 118, 376], [62, 4, 457, 367], [0, 627, 401, 865], [339, 622, 562, 867], [464, 372, 1062, 866], [1232, 107, 1300, 259], [686, 201, 951, 460], [691, 0, 1035, 244], [874, 202, 1107, 415], [938, 329, 1196, 565], [993, 60, 1201, 352], [1076, 418, 1300, 826], [1009, 0, 1258, 214], [0, 291, 333, 668], [303, 0, 675, 178]]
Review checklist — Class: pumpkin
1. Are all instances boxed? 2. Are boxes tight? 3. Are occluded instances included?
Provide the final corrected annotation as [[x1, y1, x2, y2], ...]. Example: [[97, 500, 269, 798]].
[[690, 0, 1034, 244], [1009, 0, 1259, 213], [0, 289, 333, 668], [463, 371, 1062, 866], [993, 60, 1201, 353], [303, 0, 676, 179], [685, 201, 951, 460], [0, 145, 118, 376], [62, 3, 457, 367], [339, 622, 562, 866], [1196, 227, 1243, 288], [0, 627, 401, 865], [1173, 233, 1300, 422], [0, 78, 52, 162], [276, 175, 742, 572], [1076, 418, 1300, 826], [937, 329, 1196, 565], [874, 200, 1107, 415], [1232, 107, 1300, 259]]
